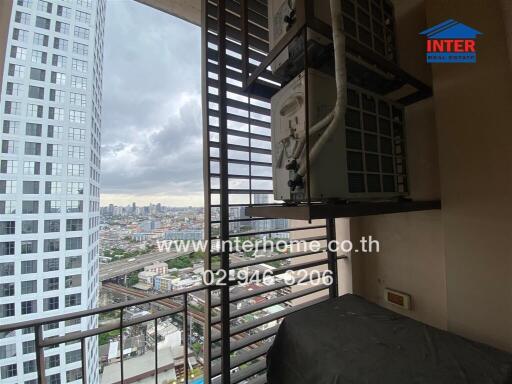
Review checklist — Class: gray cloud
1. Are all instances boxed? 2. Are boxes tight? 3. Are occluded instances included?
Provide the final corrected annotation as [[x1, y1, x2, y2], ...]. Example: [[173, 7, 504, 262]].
[[101, 1, 202, 202]]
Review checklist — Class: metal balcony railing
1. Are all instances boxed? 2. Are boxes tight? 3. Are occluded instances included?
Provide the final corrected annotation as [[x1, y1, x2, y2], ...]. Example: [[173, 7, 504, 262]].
[[202, 1, 344, 383], [0, 284, 212, 384]]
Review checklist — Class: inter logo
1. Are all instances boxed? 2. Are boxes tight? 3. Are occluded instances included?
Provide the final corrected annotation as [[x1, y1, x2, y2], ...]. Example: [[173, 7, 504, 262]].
[[420, 19, 482, 63]]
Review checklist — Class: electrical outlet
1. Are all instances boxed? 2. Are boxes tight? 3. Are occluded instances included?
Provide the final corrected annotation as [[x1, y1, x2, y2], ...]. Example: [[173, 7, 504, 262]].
[[384, 288, 412, 310]]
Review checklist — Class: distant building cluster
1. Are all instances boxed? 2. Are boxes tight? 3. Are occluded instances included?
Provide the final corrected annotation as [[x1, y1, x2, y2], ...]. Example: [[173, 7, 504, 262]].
[[164, 229, 204, 240], [99, 205, 204, 257], [134, 261, 203, 292], [229, 194, 289, 239]]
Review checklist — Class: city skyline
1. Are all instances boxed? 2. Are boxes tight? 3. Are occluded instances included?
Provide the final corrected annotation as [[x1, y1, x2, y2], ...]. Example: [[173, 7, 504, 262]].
[[100, 1, 203, 207]]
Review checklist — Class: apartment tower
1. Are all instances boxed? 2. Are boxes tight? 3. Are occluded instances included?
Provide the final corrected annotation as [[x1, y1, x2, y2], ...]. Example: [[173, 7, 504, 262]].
[[0, 0, 104, 383]]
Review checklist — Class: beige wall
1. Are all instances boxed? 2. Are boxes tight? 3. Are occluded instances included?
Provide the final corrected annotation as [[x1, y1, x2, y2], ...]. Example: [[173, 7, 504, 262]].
[[350, 0, 448, 330], [289, 218, 352, 304], [0, 0, 13, 102], [352, 0, 512, 352], [425, 0, 512, 352], [136, 0, 200, 25]]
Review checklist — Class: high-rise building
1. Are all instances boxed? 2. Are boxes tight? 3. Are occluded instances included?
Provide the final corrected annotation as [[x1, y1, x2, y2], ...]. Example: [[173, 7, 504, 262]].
[[252, 194, 288, 237], [0, 0, 105, 383]]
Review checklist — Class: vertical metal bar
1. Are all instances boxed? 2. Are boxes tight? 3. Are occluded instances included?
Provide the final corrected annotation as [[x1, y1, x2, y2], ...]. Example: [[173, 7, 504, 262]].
[[242, 0, 252, 209], [183, 294, 189, 384], [248, 97, 253, 207], [326, 218, 338, 298], [217, 0, 231, 382], [154, 318, 158, 384], [303, 18, 312, 219], [241, 0, 249, 88], [81, 338, 88, 384], [35, 325, 46, 384], [201, 0, 212, 381], [119, 307, 125, 383]]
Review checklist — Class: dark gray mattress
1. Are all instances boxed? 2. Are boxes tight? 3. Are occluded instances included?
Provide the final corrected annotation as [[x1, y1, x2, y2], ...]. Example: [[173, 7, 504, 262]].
[[267, 294, 512, 384]]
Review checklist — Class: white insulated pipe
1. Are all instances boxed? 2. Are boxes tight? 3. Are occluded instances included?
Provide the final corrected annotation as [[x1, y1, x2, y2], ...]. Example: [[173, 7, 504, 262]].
[[295, 0, 347, 178]]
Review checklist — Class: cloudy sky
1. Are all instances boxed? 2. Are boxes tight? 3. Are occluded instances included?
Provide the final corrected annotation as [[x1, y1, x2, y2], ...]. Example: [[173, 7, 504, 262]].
[[101, 1, 203, 207]]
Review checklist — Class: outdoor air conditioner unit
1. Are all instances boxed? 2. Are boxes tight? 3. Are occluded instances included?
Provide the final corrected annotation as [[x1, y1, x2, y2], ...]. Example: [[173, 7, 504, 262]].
[[271, 68, 408, 202], [268, 0, 331, 76], [268, 0, 397, 77]]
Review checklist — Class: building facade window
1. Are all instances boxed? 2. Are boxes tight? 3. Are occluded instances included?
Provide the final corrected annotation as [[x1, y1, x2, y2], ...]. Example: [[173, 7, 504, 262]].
[[52, 54, 67, 68], [10, 45, 27, 60], [65, 256, 81, 269], [33, 32, 49, 47], [0, 283, 15, 298], [73, 42, 88, 55], [72, 58, 87, 72], [55, 21, 70, 35], [5, 101, 21, 115], [22, 220, 38, 234], [6, 82, 23, 96], [43, 239, 60, 252], [0, 263, 15, 276], [13, 28, 29, 43], [32, 50, 48, 65], [26, 123, 43, 136], [44, 219, 60, 233], [1, 160, 18, 174], [0, 180, 17, 194], [15, 11, 31, 25], [0, 304, 15, 318], [24, 142, 41, 156], [0, 221, 15, 235], [69, 110, 86, 124], [21, 280, 37, 294], [0, 363, 17, 378], [21, 240, 37, 254], [67, 182, 84, 195], [1, 140, 17, 154], [22, 200, 39, 214], [43, 258, 59, 272], [47, 125, 63, 139], [21, 300, 37, 314], [45, 181, 62, 194], [74, 26, 90, 39], [37, 0, 52, 13], [71, 75, 87, 90], [3, 121, 20, 135], [0, 201, 17, 215], [43, 297, 59, 311], [65, 293, 81, 307], [53, 37, 68, 51], [44, 200, 61, 214], [43, 277, 59, 291], [21, 260, 37, 274], [57, 5, 72, 18], [65, 237, 82, 250], [75, 10, 91, 24], [0, 241, 15, 256], [35, 16, 51, 30]]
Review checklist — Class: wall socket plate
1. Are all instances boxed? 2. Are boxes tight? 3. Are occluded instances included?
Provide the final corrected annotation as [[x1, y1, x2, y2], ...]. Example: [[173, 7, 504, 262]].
[[384, 288, 412, 310]]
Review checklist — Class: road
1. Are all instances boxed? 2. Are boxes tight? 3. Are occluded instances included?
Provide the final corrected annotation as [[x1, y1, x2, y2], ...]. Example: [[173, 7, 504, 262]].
[[101, 283, 255, 347], [102, 282, 206, 323], [99, 251, 193, 281]]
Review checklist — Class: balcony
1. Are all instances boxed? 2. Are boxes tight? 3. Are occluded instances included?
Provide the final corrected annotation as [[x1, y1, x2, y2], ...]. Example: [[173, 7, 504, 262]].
[[0, 284, 210, 384]]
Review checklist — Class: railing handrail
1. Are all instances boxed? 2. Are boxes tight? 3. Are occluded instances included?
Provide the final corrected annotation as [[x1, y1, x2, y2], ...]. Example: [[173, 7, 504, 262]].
[[0, 283, 213, 333]]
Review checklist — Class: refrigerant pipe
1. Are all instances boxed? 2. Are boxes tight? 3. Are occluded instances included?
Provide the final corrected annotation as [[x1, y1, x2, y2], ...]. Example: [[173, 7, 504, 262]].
[[294, 0, 347, 178]]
